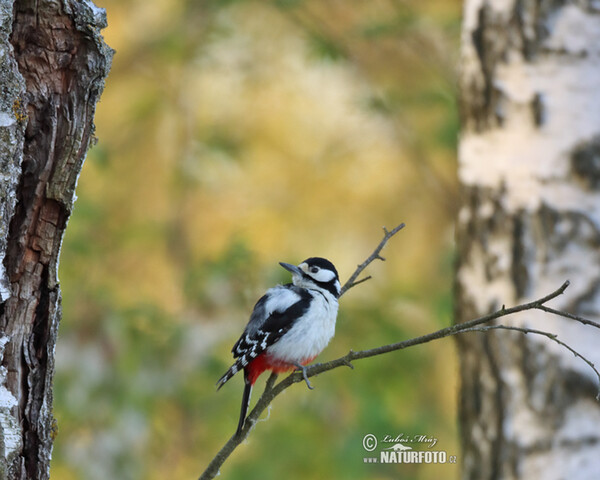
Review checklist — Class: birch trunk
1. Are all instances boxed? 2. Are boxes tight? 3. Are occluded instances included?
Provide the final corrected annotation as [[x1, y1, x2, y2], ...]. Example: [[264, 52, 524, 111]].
[[456, 1, 600, 479], [0, 1, 111, 478]]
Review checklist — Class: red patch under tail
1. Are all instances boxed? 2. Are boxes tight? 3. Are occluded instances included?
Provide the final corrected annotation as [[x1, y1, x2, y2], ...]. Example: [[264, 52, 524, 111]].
[[245, 353, 317, 385]]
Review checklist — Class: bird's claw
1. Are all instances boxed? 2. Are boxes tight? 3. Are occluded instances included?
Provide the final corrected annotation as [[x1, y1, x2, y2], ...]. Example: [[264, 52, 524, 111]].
[[294, 363, 314, 390]]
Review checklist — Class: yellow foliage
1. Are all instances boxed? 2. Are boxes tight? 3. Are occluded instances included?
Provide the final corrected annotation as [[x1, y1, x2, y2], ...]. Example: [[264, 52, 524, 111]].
[[54, 1, 462, 479]]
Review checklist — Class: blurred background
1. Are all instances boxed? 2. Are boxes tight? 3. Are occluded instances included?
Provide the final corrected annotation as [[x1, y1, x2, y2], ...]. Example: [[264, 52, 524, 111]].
[[52, 0, 462, 479]]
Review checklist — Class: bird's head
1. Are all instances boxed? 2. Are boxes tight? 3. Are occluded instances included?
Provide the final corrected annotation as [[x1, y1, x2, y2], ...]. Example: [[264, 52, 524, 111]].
[[279, 257, 341, 298]]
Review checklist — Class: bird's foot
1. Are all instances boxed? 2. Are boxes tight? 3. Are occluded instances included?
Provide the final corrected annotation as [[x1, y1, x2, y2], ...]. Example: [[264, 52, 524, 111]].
[[294, 363, 314, 390]]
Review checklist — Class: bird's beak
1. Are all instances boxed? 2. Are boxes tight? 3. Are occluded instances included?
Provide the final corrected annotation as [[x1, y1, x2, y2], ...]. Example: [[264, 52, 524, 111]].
[[279, 262, 302, 276]]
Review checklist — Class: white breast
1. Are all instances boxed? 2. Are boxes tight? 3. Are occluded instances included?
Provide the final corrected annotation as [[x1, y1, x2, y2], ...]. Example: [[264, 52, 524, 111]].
[[266, 289, 339, 364]]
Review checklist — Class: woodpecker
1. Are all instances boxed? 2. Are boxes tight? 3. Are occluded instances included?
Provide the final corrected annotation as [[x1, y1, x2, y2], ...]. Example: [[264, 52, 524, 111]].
[[216, 257, 341, 435]]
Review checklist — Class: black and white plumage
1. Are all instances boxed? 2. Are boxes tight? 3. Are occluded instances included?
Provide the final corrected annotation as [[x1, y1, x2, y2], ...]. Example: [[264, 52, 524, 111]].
[[216, 257, 341, 435]]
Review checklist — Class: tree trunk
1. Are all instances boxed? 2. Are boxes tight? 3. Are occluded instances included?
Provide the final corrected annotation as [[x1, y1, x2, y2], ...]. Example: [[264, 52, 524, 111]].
[[0, 1, 111, 478], [456, 1, 600, 479]]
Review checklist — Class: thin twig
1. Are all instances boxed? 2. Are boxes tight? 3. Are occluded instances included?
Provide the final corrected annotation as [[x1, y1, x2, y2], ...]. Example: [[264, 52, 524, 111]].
[[459, 324, 600, 397], [536, 304, 600, 330], [339, 223, 405, 297]]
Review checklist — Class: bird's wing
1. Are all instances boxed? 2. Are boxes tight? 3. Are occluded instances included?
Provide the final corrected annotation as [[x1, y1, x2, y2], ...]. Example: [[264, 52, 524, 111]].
[[231, 285, 311, 360], [216, 286, 311, 390]]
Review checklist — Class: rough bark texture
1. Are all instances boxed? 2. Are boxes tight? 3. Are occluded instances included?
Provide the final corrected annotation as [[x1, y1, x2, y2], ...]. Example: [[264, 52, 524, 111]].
[[456, 1, 600, 479], [0, 1, 112, 478]]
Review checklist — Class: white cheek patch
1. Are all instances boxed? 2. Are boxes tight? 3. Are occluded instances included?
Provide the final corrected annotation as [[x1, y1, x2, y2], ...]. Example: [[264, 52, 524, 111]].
[[313, 269, 336, 282], [298, 262, 338, 285]]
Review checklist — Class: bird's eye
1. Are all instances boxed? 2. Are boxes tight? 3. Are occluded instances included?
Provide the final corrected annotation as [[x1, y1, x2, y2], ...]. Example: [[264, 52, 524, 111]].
[[310, 267, 319, 274]]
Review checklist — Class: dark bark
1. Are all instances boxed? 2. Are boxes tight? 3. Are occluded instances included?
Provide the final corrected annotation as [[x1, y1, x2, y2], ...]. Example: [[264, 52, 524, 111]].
[[460, 0, 560, 133], [0, 1, 112, 478]]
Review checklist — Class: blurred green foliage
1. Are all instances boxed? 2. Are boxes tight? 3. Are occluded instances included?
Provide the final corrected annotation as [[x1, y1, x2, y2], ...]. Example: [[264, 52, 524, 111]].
[[53, 0, 462, 479]]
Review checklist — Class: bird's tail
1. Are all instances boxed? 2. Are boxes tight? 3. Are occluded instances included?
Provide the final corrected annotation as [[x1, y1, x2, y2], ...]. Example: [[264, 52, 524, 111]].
[[216, 359, 244, 390], [236, 378, 253, 435]]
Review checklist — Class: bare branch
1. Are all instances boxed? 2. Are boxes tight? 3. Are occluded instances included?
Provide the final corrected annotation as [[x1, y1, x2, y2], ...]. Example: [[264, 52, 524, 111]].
[[200, 277, 588, 480], [199, 373, 279, 480], [200, 235, 595, 480], [292, 281, 574, 378], [339, 223, 405, 297], [459, 324, 600, 398], [536, 304, 600, 330]]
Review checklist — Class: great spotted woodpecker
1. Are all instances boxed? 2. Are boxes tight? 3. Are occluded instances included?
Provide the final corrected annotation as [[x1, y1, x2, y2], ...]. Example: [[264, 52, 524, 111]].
[[216, 257, 341, 435]]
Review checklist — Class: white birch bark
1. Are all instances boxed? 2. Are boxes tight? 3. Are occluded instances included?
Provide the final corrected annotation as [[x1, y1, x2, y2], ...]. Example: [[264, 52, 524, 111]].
[[456, 1, 600, 479]]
